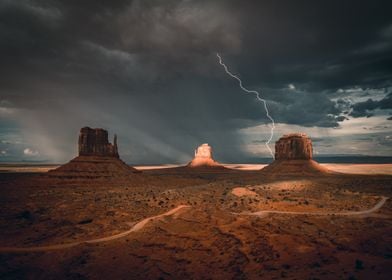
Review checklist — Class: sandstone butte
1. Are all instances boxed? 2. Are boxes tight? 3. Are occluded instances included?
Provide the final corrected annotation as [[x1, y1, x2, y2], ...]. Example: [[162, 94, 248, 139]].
[[78, 127, 119, 158], [187, 143, 224, 168], [262, 133, 331, 176], [48, 127, 139, 178]]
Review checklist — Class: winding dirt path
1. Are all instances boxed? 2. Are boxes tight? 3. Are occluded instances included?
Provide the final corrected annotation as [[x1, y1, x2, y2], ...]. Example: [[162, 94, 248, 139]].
[[0, 205, 190, 253], [0, 197, 388, 253], [238, 196, 388, 217]]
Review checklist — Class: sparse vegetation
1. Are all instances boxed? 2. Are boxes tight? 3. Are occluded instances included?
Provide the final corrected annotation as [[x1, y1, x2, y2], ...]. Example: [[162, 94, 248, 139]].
[[0, 166, 390, 279]]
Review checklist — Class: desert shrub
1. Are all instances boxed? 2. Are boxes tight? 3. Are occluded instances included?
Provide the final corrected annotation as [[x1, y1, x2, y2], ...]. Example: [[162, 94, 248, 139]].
[[355, 259, 364, 270]]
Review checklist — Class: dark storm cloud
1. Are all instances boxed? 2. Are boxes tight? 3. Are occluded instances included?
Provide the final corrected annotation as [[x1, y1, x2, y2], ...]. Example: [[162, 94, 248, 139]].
[[231, 1, 392, 90], [1, 0, 392, 162], [350, 93, 392, 118], [116, 0, 240, 54]]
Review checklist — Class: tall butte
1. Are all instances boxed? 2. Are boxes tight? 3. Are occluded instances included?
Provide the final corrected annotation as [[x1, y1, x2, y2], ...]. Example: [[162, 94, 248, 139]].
[[48, 127, 139, 178], [261, 133, 330, 176], [187, 143, 224, 168], [78, 127, 119, 158]]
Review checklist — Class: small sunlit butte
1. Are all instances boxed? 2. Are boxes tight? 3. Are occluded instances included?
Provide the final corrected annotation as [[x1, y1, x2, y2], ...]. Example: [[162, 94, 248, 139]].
[[187, 143, 223, 167]]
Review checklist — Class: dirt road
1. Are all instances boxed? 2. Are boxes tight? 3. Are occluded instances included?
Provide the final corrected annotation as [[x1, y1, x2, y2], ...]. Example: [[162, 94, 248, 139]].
[[0, 205, 190, 253], [240, 196, 388, 217]]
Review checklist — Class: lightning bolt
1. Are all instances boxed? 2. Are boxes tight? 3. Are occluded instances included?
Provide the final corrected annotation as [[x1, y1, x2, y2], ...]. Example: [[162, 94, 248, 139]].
[[216, 53, 275, 159]]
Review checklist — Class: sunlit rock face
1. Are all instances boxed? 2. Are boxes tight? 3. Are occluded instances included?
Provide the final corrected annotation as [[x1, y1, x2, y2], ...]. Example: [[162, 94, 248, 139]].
[[275, 133, 313, 160], [187, 143, 221, 167], [262, 133, 331, 176], [194, 143, 213, 159], [78, 127, 119, 158]]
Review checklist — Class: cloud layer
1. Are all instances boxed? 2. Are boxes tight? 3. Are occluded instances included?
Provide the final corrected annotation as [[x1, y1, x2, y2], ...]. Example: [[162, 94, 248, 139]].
[[0, 0, 391, 163]]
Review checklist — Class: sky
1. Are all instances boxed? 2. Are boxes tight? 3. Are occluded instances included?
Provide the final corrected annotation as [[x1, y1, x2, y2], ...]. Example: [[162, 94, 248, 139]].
[[0, 0, 391, 164]]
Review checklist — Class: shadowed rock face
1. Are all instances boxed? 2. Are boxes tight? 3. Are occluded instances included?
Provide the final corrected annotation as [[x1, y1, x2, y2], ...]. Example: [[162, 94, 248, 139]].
[[78, 127, 118, 158], [275, 133, 313, 160], [48, 127, 139, 178]]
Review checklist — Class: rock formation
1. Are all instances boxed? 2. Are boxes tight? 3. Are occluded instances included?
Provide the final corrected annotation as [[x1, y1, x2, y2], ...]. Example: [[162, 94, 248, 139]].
[[48, 127, 139, 178], [187, 143, 223, 168], [262, 133, 331, 176], [78, 127, 119, 157], [275, 133, 312, 160]]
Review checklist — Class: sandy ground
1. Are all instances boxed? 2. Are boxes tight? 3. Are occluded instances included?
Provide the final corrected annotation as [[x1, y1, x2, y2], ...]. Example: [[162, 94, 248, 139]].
[[225, 163, 392, 175], [0, 165, 60, 173], [1, 163, 391, 174], [231, 187, 257, 197], [0, 163, 391, 279], [323, 164, 392, 175], [0, 205, 191, 253]]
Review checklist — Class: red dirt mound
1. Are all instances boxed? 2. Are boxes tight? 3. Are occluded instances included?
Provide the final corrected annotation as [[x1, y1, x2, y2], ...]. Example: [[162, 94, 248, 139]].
[[261, 159, 332, 176], [47, 156, 139, 179]]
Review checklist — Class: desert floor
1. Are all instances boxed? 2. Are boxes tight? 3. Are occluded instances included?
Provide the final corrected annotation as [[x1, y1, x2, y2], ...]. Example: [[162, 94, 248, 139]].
[[0, 164, 391, 279]]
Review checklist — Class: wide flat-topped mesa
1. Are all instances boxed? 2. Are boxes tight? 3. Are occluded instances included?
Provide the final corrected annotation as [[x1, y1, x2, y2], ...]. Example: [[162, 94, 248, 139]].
[[79, 127, 119, 157], [262, 133, 330, 176], [187, 143, 223, 168], [275, 133, 313, 160]]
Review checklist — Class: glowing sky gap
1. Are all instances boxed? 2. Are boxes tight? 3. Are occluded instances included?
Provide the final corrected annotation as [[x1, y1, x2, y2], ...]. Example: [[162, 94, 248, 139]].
[[216, 53, 275, 159]]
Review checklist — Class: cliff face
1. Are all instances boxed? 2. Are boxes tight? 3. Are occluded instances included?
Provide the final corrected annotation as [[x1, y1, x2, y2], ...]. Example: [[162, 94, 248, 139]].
[[262, 133, 331, 176], [78, 127, 119, 158], [48, 127, 139, 178], [187, 143, 222, 168], [194, 144, 213, 159], [275, 133, 313, 160]]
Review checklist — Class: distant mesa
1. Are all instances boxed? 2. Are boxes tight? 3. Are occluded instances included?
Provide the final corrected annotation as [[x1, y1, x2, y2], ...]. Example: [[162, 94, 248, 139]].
[[48, 127, 139, 178], [187, 143, 224, 168], [262, 133, 331, 176]]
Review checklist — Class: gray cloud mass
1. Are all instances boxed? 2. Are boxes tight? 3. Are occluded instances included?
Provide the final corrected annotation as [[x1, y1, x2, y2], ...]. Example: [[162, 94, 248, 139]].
[[0, 0, 392, 163]]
